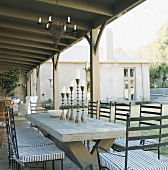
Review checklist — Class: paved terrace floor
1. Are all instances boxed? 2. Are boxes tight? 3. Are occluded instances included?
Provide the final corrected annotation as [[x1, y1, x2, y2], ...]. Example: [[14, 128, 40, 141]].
[[0, 113, 168, 170]]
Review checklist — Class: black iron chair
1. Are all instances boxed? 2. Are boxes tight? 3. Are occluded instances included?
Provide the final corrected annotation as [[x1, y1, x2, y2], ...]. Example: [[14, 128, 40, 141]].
[[88, 100, 98, 119], [85, 100, 99, 150], [10, 108, 65, 170], [99, 101, 112, 122], [139, 103, 163, 159], [95, 114, 168, 170], [111, 102, 132, 151], [30, 101, 52, 129], [112, 103, 162, 159]]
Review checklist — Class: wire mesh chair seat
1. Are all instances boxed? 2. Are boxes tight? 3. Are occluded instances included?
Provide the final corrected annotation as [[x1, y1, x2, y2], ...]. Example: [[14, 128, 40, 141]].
[[95, 114, 168, 170], [98, 149, 168, 170], [16, 145, 65, 163], [16, 127, 38, 134], [17, 136, 55, 148]]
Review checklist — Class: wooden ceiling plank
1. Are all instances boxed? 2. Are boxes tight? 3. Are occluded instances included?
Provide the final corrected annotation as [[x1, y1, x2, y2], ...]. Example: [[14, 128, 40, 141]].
[[0, 54, 42, 63], [0, 42, 53, 55], [0, 48, 49, 59], [0, 5, 89, 31], [35, 0, 113, 17]]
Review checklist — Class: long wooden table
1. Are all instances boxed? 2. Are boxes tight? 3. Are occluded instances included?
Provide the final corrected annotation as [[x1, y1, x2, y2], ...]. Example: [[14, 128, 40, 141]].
[[25, 113, 129, 169]]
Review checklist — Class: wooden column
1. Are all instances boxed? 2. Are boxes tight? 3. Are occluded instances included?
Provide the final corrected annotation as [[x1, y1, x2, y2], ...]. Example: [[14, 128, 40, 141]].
[[27, 72, 31, 96], [86, 24, 106, 103], [52, 53, 60, 109], [36, 66, 41, 101]]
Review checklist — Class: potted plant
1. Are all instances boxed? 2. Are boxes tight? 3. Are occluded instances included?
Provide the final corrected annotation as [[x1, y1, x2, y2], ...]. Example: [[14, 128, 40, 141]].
[[0, 67, 20, 121], [0, 67, 20, 98]]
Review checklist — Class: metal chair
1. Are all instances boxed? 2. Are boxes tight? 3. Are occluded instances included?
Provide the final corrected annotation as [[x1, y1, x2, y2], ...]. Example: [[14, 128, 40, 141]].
[[88, 100, 98, 119], [84, 100, 98, 150], [10, 108, 65, 170], [95, 114, 168, 170], [5, 106, 56, 168], [99, 101, 112, 122], [112, 102, 132, 151], [30, 101, 51, 129], [112, 103, 162, 159], [139, 103, 163, 159]]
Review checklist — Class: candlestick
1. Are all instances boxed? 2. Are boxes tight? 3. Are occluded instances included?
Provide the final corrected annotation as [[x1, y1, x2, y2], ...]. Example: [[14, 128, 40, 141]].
[[60, 92, 66, 120], [66, 88, 70, 119], [69, 85, 74, 121], [75, 79, 81, 123], [81, 84, 86, 122]]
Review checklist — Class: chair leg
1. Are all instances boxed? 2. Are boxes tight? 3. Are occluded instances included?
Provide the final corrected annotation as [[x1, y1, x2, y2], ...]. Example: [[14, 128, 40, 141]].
[[87, 140, 90, 151], [52, 160, 55, 170], [158, 147, 160, 159], [61, 159, 63, 170]]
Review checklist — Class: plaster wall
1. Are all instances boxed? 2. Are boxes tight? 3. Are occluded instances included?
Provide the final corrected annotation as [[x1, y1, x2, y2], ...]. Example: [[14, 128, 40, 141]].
[[30, 60, 150, 106], [100, 63, 150, 102], [40, 62, 53, 101]]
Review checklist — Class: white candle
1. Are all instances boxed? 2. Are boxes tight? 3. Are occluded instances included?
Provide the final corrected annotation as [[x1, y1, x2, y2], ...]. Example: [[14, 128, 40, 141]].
[[75, 69, 80, 79], [64, 25, 67, 32], [66, 88, 70, 94], [67, 16, 70, 23], [70, 80, 74, 87], [38, 17, 42, 23], [74, 25, 76, 30], [61, 86, 66, 93], [81, 80, 85, 87], [49, 16, 52, 22], [49, 75, 53, 80], [46, 23, 49, 29]]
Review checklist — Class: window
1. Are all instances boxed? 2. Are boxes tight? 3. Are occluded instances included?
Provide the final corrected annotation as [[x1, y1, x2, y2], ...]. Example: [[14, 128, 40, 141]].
[[124, 68, 135, 101]]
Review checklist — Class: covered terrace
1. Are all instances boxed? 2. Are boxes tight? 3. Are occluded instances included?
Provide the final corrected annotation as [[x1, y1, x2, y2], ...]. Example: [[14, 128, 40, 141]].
[[0, 0, 146, 108]]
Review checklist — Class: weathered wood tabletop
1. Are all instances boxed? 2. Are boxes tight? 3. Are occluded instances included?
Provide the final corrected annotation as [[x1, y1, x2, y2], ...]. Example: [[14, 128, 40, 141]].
[[25, 113, 127, 169]]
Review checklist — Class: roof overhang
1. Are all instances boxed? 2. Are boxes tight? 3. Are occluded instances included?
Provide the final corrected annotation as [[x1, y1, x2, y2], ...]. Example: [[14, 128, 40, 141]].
[[0, 0, 146, 72]]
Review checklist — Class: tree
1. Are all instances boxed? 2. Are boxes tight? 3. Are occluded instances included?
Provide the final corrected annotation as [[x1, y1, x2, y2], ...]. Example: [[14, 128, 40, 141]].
[[150, 62, 168, 88], [158, 62, 168, 87], [157, 24, 168, 61], [0, 68, 20, 98], [149, 63, 160, 87]]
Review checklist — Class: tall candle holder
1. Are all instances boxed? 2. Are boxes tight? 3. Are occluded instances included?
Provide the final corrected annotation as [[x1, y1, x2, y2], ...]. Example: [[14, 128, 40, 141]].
[[60, 92, 66, 120], [69, 85, 74, 121], [81, 84, 86, 122], [75, 78, 81, 123], [66, 89, 70, 119]]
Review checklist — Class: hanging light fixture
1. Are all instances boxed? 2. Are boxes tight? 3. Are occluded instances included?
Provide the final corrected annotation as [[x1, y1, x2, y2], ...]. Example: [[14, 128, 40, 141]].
[[37, 0, 77, 48]]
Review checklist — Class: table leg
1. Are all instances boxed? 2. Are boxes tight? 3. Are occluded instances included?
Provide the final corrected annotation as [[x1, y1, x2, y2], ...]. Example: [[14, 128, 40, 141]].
[[49, 135, 115, 169]]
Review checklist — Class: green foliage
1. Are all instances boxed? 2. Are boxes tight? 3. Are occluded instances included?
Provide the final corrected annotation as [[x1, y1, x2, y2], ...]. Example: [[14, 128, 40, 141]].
[[0, 68, 20, 97], [158, 24, 168, 61], [150, 62, 168, 88]]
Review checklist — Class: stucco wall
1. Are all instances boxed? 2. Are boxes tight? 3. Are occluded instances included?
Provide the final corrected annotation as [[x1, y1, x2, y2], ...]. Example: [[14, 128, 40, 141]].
[[100, 63, 150, 102], [31, 61, 150, 106]]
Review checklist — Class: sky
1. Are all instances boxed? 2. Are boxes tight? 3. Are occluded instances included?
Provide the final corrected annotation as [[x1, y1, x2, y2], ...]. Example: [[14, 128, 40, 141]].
[[75, 0, 168, 51]]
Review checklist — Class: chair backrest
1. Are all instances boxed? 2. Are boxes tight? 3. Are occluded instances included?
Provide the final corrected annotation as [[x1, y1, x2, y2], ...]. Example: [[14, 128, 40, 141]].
[[139, 103, 163, 159], [125, 113, 168, 169], [140, 103, 162, 126], [9, 108, 19, 159], [88, 100, 98, 119], [25, 96, 38, 114], [114, 102, 131, 124], [99, 101, 112, 122], [30, 101, 51, 114]]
